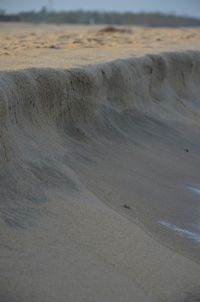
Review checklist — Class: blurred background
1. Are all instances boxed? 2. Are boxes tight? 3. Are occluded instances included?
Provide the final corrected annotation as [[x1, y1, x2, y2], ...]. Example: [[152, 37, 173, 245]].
[[0, 0, 200, 26]]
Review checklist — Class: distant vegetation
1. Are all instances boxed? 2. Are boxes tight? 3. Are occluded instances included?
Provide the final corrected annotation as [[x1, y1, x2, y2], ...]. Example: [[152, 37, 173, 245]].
[[0, 8, 200, 27]]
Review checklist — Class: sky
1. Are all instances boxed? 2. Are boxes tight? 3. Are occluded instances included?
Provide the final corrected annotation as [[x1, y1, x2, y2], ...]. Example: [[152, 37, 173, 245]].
[[0, 0, 200, 18]]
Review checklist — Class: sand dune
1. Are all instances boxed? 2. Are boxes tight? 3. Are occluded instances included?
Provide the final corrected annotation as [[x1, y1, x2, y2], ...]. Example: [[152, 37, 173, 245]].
[[0, 24, 200, 302]]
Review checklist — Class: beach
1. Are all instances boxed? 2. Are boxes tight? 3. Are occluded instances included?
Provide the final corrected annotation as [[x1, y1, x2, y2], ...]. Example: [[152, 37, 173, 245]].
[[0, 23, 200, 69], [0, 23, 200, 302]]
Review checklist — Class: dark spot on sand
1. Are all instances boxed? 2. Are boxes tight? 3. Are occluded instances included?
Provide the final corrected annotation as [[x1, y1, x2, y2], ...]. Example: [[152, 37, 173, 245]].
[[99, 26, 132, 34], [123, 204, 131, 210], [184, 148, 189, 153], [49, 44, 59, 49]]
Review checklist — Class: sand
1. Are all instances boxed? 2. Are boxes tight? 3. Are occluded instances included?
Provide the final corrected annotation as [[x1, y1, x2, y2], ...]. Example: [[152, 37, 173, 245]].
[[0, 23, 200, 302], [0, 22, 200, 69]]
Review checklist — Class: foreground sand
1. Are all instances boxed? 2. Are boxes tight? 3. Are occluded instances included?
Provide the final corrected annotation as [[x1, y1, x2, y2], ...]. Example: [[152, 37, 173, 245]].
[[0, 23, 200, 302]]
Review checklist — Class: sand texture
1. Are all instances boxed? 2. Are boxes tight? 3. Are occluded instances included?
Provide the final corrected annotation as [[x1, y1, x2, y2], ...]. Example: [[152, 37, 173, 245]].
[[0, 23, 200, 302], [0, 23, 200, 69]]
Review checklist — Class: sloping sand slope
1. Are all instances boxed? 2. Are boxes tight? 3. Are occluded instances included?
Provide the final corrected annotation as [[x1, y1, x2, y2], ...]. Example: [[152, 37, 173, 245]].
[[0, 24, 200, 302]]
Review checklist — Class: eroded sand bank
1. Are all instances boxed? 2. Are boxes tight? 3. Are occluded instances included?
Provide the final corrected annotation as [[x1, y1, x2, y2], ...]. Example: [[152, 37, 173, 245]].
[[0, 23, 200, 302]]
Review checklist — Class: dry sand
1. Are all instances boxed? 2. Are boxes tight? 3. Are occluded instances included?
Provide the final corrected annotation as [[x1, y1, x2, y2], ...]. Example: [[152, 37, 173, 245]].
[[0, 23, 200, 302], [0, 22, 200, 69]]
